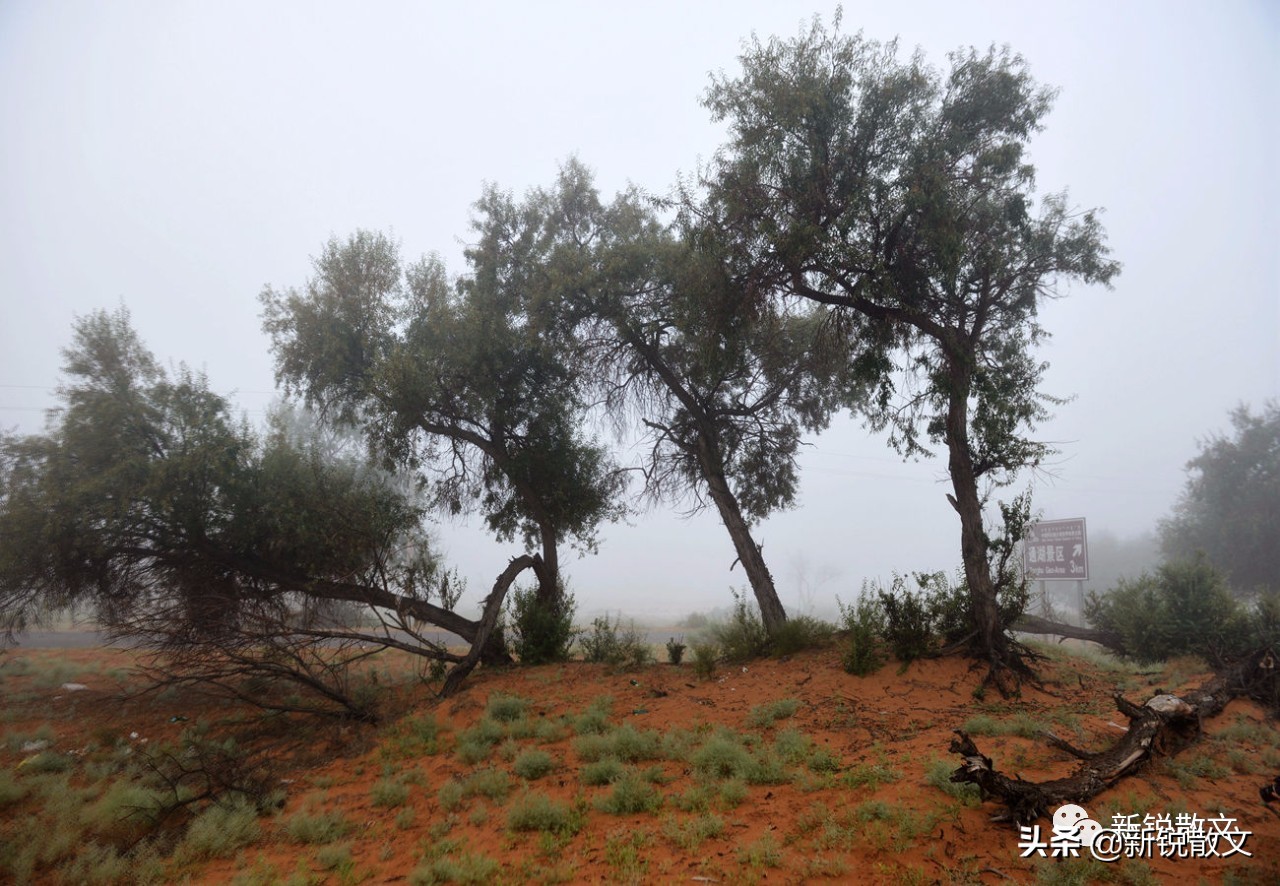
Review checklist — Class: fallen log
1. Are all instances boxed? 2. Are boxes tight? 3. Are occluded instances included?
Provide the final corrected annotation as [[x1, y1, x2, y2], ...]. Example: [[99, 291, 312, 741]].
[[949, 647, 1280, 825], [1012, 614, 1126, 656]]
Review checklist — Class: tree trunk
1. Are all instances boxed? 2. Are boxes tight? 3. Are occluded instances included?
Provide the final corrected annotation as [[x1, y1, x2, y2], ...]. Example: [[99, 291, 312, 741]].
[[943, 363, 1026, 691], [698, 441, 788, 634], [442, 555, 538, 697], [948, 648, 1280, 824], [1014, 614, 1127, 655], [533, 521, 560, 605]]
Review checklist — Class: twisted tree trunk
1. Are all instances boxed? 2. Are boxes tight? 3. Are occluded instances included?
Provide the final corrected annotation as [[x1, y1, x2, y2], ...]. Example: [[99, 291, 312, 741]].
[[949, 648, 1280, 824]]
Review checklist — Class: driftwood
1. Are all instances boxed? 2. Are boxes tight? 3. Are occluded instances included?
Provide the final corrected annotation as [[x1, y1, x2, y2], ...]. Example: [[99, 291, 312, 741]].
[[949, 648, 1280, 825]]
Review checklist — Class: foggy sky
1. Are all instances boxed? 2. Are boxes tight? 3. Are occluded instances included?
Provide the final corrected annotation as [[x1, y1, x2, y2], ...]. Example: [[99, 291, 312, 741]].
[[2, 1, 1276, 620]]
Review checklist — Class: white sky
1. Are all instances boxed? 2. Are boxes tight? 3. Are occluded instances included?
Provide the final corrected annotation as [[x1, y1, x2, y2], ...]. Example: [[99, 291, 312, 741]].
[[2, 1, 1277, 620]]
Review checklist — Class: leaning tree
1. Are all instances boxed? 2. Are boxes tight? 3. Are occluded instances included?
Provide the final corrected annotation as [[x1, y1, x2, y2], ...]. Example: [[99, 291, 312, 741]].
[[0, 308, 514, 713], [695, 18, 1119, 689], [518, 161, 875, 634], [260, 195, 627, 623]]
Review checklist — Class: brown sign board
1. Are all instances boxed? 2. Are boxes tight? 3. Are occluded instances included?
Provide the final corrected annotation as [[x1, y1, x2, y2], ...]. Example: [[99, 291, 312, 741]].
[[1024, 518, 1088, 580]]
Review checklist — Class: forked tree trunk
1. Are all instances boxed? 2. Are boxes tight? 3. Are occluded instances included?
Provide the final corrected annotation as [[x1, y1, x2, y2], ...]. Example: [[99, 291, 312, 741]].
[[949, 648, 1280, 824]]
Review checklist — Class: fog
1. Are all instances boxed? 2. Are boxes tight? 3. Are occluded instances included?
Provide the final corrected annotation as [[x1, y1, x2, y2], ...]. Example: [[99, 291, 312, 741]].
[[2, 1, 1276, 621]]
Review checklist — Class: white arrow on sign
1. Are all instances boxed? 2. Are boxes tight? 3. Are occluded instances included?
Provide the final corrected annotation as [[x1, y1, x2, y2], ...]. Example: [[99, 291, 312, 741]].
[[1072, 544, 1082, 558]]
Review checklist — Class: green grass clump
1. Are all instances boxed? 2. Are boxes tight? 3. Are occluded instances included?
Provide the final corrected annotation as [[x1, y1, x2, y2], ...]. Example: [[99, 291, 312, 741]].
[[663, 813, 725, 850], [512, 749, 555, 781], [596, 774, 662, 815], [409, 850, 501, 885], [746, 698, 801, 729], [580, 758, 625, 786], [506, 793, 582, 835], [485, 693, 531, 723], [961, 711, 1043, 739], [691, 735, 756, 781], [768, 615, 836, 656], [690, 641, 719, 679], [286, 808, 351, 845], [176, 797, 262, 861], [455, 718, 505, 765], [922, 759, 981, 806], [371, 778, 410, 807], [841, 761, 901, 790], [737, 833, 784, 868], [572, 697, 613, 735]]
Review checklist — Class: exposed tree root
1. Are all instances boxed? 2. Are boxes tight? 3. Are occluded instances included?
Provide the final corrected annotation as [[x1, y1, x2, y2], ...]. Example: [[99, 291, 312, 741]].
[[949, 647, 1280, 825]]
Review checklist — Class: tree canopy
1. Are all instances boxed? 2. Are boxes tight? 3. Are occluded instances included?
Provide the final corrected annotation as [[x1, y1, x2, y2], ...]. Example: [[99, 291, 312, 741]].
[[1159, 401, 1280, 596], [692, 16, 1119, 687]]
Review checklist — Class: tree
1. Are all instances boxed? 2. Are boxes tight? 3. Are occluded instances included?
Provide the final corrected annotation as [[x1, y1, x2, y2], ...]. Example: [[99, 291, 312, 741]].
[[260, 199, 625, 615], [694, 17, 1119, 689], [526, 161, 867, 634], [1159, 401, 1280, 596], [0, 308, 499, 711]]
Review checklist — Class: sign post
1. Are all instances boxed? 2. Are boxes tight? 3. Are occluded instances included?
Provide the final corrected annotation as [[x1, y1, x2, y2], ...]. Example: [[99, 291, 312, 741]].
[[1023, 518, 1089, 624]]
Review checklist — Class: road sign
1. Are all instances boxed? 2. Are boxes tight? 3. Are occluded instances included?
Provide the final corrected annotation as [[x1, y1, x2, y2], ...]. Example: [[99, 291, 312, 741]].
[[1024, 518, 1088, 580]]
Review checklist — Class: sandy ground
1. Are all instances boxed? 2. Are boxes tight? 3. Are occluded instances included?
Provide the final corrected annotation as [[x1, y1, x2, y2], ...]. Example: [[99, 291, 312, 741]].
[[2, 641, 1278, 883]]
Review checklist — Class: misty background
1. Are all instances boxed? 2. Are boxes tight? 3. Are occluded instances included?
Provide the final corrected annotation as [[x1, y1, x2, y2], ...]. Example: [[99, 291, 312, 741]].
[[2, 1, 1276, 622]]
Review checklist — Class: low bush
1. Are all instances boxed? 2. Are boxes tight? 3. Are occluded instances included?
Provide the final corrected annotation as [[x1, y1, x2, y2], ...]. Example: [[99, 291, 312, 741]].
[[579, 614, 652, 668], [1085, 556, 1263, 665], [507, 585, 578, 666], [838, 593, 886, 676]]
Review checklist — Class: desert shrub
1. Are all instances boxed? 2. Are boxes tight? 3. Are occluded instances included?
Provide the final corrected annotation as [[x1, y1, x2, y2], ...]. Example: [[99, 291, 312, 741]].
[[579, 614, 651, 667], [768, 615, 836, 656], [286, 808, 350, 844], [573, 696, 612, 735], [690, 641, 718, 679], [177, 796, 261, 861], [512, 749, 555, 780], [410, 850, 500, 885], [507, 585, 578, 666], [371, 778, 410, 807], [838, 593, 886, 676], [710, 591, 770, 662], [746, 698, 801, 729], [1085, 556, 1258, 664], [485, 693, 531, 723], [665, 637, 686, 664], [663, 813, 725, 850], [506, 793, 582, 835], [691, 736, 756, 781], [580, 759, 625, 786], [596, 774, 662, 815]]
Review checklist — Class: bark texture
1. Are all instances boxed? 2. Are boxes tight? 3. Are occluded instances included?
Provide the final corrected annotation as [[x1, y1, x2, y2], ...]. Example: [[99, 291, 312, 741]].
[[948, 648, 1280, 824], [440, 554, 538, 697]]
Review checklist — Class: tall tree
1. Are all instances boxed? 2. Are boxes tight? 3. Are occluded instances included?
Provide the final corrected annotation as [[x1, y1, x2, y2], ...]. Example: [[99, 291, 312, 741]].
[[1159, 401, 1280, 596], [524, 162, 868, 633], [696, 18, 1119, 688], [261, 197, 625, 611]]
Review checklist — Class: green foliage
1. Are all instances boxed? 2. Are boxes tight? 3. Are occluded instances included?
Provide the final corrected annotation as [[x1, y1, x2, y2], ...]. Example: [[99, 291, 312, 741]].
[[286, 807, 351, 844], [578, 613, 652, 667], [409, 849, 501, 886], [768, 615, 836, 656], [1159, 401, 1280, 596], [710, 591, 771, 662], [484, 693, 531, 723], [690, 641, 719, 679], [663, 813, 725, 850], [512, 749, 555, 781], [838, 593, 887, 676], [370, 778, 410, 808], [579, 758, 625, 786], [1085, 556, 1263, 664], [745, 698, 800, 729], [506, 793, 582, 835], [923, 759, 981, 806], [596, 774, 662, 815], [176, 796, 262, 861], [508, 585, 578, 665], [699, 16, 1118, 674]]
